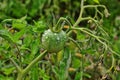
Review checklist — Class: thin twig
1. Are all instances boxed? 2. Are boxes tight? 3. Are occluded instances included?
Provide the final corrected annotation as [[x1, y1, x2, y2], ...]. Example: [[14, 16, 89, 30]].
[[73, 0, 84, 27], [9, 58, 22, 72]]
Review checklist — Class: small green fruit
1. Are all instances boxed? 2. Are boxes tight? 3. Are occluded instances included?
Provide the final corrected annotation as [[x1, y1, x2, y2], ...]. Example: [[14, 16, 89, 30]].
[[42, 29, 67, 53]]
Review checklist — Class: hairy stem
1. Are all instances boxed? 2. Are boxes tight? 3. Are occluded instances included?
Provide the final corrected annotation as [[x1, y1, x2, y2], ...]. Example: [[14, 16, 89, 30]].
[[23, 50, 47, 75], [16, 50, 47, 80], [71, 27, 108, 50], [16, 71, 24, 80], [73, 0, 84, 27], [10, 58, 22, 72]]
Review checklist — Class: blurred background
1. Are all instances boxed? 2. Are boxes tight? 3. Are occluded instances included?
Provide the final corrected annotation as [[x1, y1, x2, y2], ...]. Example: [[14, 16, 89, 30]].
[[0, 0, 120, 80]]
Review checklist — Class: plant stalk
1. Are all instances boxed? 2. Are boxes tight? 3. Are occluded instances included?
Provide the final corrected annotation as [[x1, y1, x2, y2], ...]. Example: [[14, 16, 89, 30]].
[[16, 50, 47, 80], [73, 0, 84, 27], [23, 50, 47, 76], [17, 71, 24, 80], [10, 58, 22, 72]]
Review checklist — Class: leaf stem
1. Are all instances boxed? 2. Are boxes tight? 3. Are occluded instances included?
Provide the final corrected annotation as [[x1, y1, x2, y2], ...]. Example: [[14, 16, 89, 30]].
[[73, 0, 84, 27], [84, 5, 106, 9], [16, 50, 47, 80], [23, 50, 47, 75], [9, 58, 22, 72], [54, 17, 72, 32], [71, 27, 108, 50]]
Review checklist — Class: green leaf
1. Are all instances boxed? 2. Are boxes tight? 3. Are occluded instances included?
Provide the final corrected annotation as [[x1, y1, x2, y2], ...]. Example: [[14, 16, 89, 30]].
[[1, 19, 13, 23], [0, 75, 14, 80], [13, 29, 26, 42], [115, 16, 120, 26], [39, 68, 50, 80], [116, 72, 120, 80], [33, 20, 46, 33], [20, 15, 27, 20], [72, 57, 81, 68], [12, 19, 27, 30], [2, 67, 15, 75], [75, 72, 82, 80], [23, 34, 33, 47], [93, 0, 99, 4], [52, 66, 59, 77], [30, 65, 39, 80], [23, 39, 40, 63], [0, 29, 14, 43], [83, 73, 91, 79], [52, 47, 71, 80], [31, 39, 40, 55]]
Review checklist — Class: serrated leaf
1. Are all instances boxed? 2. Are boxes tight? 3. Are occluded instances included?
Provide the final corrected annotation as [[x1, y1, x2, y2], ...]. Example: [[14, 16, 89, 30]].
[[2, 67, 15, 75], [0, 29, 14, 43], [12, 19, 27, 30], [23, 39, 40, 63], [39, 68, 50, 80], [13, 29, 26, 42], [33, 21, 46, 33]]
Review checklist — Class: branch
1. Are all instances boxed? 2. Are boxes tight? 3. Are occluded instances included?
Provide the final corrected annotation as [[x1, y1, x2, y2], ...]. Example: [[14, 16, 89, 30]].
[[84, 5, 106, 9], [80, 17, 109, 36], [23, 50, 47, 75], [71, 27, 120, 57], [10, 58, 22, 72], [71, 27, 108, 50], [73, 0, 85, 27]]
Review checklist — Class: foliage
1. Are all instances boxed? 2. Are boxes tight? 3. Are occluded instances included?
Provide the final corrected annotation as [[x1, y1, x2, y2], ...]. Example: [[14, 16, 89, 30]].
[[0, 0, 120, 80]]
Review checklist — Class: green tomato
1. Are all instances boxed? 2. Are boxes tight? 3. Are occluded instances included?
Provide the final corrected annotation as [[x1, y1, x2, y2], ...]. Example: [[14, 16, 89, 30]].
[[42, 29, 67, 53]]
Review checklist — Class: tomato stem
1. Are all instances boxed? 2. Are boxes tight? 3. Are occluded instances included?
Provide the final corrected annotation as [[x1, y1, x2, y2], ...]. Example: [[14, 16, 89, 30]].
[[10, 58, 22, 72], [23, 50, 47, 75], [53, 17, 72, 32], [16, 71, 24, 80], [16, 50, 47, 80], [73, 0, 84, 27]]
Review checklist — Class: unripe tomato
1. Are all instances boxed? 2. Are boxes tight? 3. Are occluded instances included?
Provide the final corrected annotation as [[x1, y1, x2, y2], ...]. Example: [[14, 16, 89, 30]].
[[42, 29, 67, 53]]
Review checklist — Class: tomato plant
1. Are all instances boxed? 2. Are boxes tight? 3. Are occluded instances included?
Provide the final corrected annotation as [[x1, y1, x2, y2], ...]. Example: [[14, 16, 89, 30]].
[[0, 0, 120, 80]]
